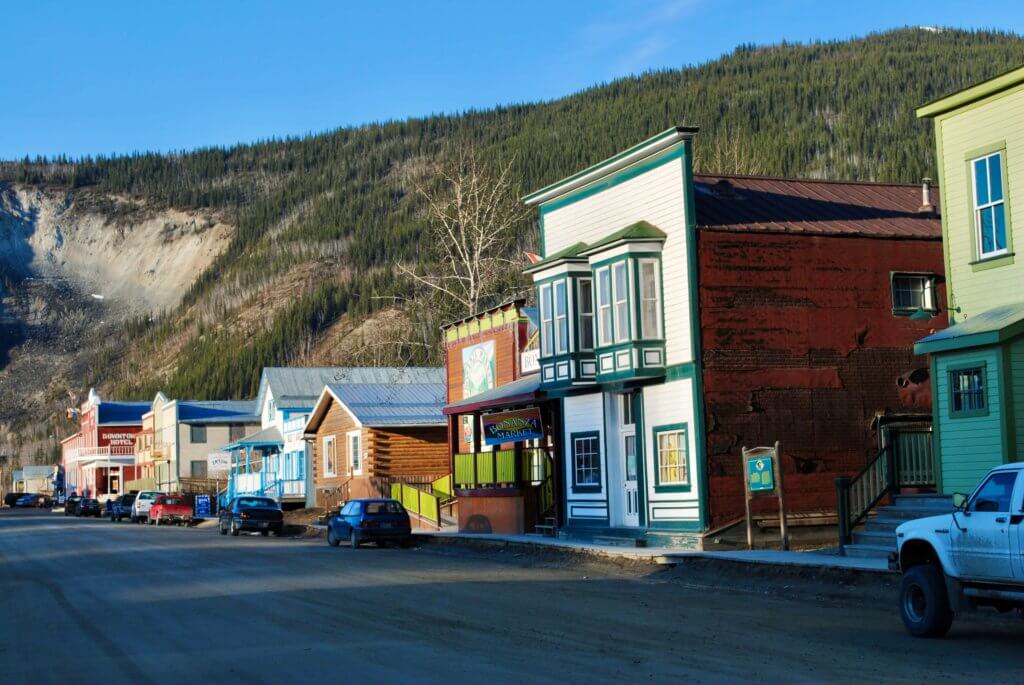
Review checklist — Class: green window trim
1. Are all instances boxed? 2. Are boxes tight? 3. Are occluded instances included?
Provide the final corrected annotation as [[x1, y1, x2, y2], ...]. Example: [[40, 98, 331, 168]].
[[652, 422, 691, 493], [948, 361, 990, 419], [591, 252, 666, 354], [964, 142, 1013, 269], [570, 430, 602, 493]]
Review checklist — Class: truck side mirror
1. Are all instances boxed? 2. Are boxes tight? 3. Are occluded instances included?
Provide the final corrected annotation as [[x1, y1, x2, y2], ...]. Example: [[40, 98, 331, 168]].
[[952, 492, 967, 510]]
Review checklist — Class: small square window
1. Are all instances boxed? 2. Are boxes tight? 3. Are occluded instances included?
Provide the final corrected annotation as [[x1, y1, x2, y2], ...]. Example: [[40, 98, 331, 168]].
[[190, 425, 207, 444], [949, 365, 987, 418], [892, 274, 936, 313]]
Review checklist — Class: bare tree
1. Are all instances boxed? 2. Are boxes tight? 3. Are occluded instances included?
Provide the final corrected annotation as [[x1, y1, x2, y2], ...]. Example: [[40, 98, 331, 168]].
[[398, 145, 532, 320], [693, 132, 767, 176]]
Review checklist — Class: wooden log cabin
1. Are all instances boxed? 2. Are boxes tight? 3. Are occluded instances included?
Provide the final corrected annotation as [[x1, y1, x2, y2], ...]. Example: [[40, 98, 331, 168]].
[[303, 374, 449, 511]]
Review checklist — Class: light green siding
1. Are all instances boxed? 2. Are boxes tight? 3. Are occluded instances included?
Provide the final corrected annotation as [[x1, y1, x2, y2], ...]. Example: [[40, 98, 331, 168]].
[[1010, 337, 1024, 459], [936, 84, 1024, 320], [934, 348, 1005, 494]]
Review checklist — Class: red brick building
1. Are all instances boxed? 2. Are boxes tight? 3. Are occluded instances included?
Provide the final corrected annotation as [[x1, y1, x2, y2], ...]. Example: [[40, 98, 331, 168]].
[[693, 175, 946, 528]]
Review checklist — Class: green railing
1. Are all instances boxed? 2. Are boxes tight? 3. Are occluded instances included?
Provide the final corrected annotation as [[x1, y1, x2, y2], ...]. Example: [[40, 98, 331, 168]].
[[392, 482, 441, 528], [431, 474, 453, 499], [454, 450, 515, 488], [836, 445, 896, 547]]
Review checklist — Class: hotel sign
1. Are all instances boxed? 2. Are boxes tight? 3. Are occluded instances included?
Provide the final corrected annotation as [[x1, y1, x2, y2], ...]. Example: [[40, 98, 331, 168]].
[[482, 407, 544, 446]]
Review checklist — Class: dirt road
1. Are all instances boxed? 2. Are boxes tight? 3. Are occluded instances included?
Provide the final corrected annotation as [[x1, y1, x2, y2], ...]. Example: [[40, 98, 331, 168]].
[[1, 509, 1021, 684]]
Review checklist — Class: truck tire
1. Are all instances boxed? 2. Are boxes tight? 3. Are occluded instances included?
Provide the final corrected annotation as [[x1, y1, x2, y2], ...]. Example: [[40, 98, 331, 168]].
[[900, 565, 954, 638]]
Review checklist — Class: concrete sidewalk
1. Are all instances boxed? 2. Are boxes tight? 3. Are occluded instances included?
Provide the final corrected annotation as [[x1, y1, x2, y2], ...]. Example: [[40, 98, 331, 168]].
[[415, 530, 893, 573]]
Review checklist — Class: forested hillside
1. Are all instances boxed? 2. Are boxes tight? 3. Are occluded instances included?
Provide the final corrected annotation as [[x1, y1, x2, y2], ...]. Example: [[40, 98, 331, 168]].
[[3, 27, 1024, 439]]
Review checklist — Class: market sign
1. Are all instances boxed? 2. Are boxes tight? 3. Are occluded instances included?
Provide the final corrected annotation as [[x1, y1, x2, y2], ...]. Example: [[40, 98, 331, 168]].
[[746, 455, 775, 493], [195, 494, 212, 518], [482, 407, 544, 446]]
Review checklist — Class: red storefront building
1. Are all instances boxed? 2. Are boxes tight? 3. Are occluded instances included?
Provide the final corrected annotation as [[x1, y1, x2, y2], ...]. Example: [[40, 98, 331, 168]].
[[61, 389, 148, 501]]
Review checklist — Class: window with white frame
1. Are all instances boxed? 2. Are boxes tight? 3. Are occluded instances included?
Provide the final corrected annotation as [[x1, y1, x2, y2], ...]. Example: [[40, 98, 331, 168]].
[[578, 278, 595, 350], [655, 426, 689, 486], [572, 433, 601, 488], [596, 267, 613, 346], [323, 436, 337, 477], [612, 262, 630, 343], [620, 393, 636, 427], [348, 431, 362, 475], [639, 259, 662, 338], [539, 283, 554, 357], [891, 273, 936, 313], [554, 279, 569, 354], [972, 151, 1008, 259]]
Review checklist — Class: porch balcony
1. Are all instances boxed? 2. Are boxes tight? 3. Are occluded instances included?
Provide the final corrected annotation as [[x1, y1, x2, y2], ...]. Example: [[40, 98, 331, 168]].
[[282, 414, 310, 437], [232, 471, 305, 501], [453, 447, 551, 489]]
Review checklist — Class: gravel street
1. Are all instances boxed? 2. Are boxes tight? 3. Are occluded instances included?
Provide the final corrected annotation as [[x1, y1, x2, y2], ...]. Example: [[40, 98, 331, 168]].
[[2, 509, 1023, 684]]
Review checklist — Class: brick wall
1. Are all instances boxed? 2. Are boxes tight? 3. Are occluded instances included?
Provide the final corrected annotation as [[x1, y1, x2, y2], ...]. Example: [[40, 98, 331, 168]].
[[699, 230, 947, 527]]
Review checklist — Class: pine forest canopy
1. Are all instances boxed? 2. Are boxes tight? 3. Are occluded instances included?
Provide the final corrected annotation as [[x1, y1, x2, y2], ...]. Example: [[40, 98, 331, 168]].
[[3, 27, 1023, 405]]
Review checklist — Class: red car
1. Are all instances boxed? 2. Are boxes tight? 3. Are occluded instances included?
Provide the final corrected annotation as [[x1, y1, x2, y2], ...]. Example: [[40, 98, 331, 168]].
[[148, 494, 192, 526]]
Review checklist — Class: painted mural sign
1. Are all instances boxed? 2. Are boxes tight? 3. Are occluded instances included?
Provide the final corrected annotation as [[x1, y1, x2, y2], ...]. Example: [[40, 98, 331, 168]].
[[482, 407, 544, 446], [462, 339, 496, 398], [208, 452, 231, 474]]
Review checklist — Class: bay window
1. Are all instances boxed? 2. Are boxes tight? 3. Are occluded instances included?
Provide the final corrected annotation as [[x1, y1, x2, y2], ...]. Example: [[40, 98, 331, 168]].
[[540, 283, 553, 357], [639, 259, 662, 338], [613, 262, 629, 343], [597, 267, 613, 346], [554, 280, 569, 354], [578, 278, 595, 351]]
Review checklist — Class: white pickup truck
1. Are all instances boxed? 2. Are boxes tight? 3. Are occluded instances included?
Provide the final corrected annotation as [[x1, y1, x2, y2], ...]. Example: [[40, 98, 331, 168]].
[[894, 462, 1024, 637]]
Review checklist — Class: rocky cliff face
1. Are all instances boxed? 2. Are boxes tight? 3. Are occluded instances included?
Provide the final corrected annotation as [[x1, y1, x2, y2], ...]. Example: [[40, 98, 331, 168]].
[[0, 183, 234, 461]]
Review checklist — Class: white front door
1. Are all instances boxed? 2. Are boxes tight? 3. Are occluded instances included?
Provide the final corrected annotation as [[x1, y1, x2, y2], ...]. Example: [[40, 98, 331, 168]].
[[622, 431, 639, 527]]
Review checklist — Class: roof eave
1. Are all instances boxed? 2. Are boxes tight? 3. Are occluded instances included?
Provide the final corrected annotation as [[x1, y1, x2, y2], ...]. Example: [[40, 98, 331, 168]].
[[522, 126, 697, 206], [916, 65, 1024, 119]]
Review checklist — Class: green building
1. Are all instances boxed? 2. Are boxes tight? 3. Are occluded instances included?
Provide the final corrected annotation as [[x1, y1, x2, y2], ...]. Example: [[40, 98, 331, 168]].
[[917, 66, 1024, 494]]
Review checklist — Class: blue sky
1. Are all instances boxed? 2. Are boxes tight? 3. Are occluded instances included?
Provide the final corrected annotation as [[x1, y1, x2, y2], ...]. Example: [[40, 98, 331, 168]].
[[2, 0, 1022, 159]]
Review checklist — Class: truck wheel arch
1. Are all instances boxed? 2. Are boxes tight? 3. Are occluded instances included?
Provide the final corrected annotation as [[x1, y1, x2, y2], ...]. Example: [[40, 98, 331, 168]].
[[900, 540, 941, 571]]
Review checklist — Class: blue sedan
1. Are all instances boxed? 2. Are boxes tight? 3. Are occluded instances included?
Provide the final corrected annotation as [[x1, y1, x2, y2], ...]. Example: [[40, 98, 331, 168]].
[[327, 499, 412, 549]]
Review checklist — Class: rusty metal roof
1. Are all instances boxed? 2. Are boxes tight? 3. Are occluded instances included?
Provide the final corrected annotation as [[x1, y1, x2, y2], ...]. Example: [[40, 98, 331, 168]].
[[693, 175, 942, 239]]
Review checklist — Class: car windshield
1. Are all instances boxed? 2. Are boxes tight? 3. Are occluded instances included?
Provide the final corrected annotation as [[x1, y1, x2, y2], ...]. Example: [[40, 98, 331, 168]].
[[162, 498, 185, 506], [237, 497, 276, 508], [364, 501, 405, 515]]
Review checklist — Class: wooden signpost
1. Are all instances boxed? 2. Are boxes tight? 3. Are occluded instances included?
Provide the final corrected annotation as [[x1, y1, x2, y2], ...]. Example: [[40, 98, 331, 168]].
[[742, 441, 789, 551]]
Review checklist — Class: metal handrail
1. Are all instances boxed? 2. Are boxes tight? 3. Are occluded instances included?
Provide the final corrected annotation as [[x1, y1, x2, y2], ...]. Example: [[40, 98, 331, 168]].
[[835, 445, 896, 547]]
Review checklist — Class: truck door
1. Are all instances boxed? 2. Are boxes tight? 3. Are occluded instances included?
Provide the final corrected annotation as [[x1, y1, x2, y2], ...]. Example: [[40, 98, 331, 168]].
[[956, 470, 1017, 582]]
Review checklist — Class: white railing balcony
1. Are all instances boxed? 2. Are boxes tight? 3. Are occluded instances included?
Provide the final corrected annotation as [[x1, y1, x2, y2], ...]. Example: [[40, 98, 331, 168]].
[[280, 478, 305, 498], [283, 415, 310, 436], [235, 472, 263, 495]]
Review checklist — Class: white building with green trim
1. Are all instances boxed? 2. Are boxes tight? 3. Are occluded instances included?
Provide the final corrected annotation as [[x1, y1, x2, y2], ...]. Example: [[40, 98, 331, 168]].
[[916, 66, 1024, 495], [524, 127, 708, 540]]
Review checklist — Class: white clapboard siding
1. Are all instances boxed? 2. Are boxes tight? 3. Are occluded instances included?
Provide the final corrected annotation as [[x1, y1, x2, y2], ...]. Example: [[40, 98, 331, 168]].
[[542, 156, 692, 365], [642, 379, 699, 522], [562, 393, 608, 519]]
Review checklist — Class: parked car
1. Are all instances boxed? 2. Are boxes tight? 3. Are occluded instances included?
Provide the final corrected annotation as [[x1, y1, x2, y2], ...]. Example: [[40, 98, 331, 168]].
[[14, 494, 51, 508], [5, 492, 25, 507], [894, 462, 1024, 638], [327, 498, 411, 549], [218, 496, 283, 536], [130, 490, 165, 523], [76, 498, 102, 518], [109, 494, 136, 522], [63, 495, 82, 516], [148, 494, 192, 526]]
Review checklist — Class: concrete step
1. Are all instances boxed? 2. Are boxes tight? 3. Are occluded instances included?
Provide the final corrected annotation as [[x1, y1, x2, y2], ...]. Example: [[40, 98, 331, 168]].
[[843, 543, 893, 559], [863, 516, 904, 533], [853, 530, 896, 548], [890, 494, 953, 509], [875, 505, 952, 521]]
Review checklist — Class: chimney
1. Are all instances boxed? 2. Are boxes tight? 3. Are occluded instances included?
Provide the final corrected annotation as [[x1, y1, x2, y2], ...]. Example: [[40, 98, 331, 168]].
[[919, 177, 935, 213]]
